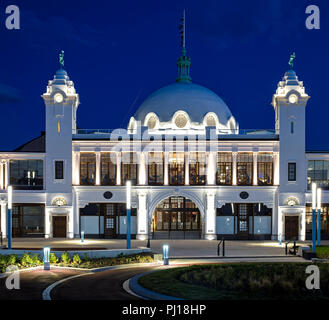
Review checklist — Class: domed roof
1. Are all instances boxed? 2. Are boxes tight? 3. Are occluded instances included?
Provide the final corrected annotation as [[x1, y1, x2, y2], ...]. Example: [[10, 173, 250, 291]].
[[134, 82, 234, 126]]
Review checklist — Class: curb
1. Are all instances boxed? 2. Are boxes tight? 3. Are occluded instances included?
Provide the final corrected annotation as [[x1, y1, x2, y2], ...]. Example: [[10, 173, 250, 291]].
[[127, 270, 184, 300]]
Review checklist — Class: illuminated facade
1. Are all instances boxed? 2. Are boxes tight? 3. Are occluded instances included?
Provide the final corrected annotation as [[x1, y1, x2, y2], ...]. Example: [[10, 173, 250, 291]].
[[0, 41, 328, 241]]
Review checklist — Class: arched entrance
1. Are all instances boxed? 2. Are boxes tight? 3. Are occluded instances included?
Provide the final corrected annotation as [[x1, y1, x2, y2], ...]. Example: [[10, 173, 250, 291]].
[[152, 196, 202, 239]]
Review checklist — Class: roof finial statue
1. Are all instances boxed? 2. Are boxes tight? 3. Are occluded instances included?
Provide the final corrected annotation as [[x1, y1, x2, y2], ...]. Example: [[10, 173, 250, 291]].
[[176, 10, 191, 83], [179, 9, 186, 50], [59, 50, 65, 68], [288, 52, 296, 69]]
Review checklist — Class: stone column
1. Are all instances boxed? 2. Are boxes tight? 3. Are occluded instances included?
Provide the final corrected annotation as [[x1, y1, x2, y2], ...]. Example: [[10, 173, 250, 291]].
[[206, 152, 216, 185], [5, 160, 9, 189], [253, 152, 258, 186], [0, 201, 7, 238], [232, 152, 237, 186], [45, 208, 51, 239], [273, 152, 280, 185], [205, 191, 216, 240], [0, 161, 3, 190], [278, 207, 283, 241], [164, 152, 169, 186], [185, 153, 189, 185], [138, 152, 147, 185], [74, 190, 80, 238], [67, 207, 74, 239], [73, 152, 80, 185], [95, 151, 101, 185], [116, 152, 121, 185], [300, 208, 306, 241], [136, 190, 148, 240]]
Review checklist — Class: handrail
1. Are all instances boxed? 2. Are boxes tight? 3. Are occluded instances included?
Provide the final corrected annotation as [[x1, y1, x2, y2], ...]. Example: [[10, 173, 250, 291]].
[[217, 238, 225, 257], [285, 240, 297, 255]]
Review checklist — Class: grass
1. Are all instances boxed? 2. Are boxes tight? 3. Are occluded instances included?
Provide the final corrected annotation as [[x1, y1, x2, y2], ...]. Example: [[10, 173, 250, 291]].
[[315, 246, 329, 259], [139, 263, 329, 300], [0, 252, 154, 272]]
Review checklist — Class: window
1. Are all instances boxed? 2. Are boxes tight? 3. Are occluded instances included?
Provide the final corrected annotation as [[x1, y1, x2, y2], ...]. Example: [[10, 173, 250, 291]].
[[9, 160, 43, 190], [257, 153, 273, 185], [288, 163, 296, 181], [148, 152, 164, 185], [216, 153, 232, 185], [80, 153, 96, 185], [237, 153, 253, 185], [101, 153, 116, 185], [55, 161, 64, 180], [189, 153, 206, 185], [12, 205, 45, 237], [307, 160, 329, 190], [121, 152, 137, 185], [291, 121, 294, 134], [169, 152, 185, 185]]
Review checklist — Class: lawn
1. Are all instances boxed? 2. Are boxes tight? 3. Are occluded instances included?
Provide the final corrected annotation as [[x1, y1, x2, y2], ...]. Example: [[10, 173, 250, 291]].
[[139, 263, 329, 300], [316, 246, 329, 259]]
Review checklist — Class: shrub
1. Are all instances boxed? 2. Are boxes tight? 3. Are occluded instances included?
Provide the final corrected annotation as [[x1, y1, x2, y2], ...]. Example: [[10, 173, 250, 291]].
[[83, 253, 90, 262], [72, 254, 82, 265], [61, 252, 71, 264], [50, 253, 58, 264], [7, 254, 17, 265], [31, 254, 41, 265], [21, 253, 34, 266]]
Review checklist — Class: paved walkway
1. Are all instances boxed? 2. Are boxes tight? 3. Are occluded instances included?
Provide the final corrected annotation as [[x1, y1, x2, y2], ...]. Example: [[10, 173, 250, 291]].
[[2, 238, 324, 257]]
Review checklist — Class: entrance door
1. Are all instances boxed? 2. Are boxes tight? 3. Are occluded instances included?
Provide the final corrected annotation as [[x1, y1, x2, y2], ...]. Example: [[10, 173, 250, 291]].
[[104, 204, 117, 238], [53, 216, 66, 238], [285, 216, 299, 240], [237, 204, 249, 238]]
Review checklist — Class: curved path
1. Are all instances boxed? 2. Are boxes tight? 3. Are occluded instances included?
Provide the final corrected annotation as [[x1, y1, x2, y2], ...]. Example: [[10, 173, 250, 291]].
[[50, 266, 159, 300]]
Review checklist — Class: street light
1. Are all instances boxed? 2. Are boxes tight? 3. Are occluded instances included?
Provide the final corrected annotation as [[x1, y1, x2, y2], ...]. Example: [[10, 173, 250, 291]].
[[7, 186, 12, 250], [126, 181, 131, 249], [317, 188, 322, 246], [311, 182, 317, 251]]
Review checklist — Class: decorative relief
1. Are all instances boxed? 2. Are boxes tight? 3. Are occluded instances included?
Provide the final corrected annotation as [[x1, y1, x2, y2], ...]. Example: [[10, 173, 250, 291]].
[[52, 197, 68, 206], [284, 196, 300, 206]]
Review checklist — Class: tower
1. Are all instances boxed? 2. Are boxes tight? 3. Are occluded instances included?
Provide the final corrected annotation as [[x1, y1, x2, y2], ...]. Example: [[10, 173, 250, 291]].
[[272, 63, 310, 240], [41, 55, 79, 238]]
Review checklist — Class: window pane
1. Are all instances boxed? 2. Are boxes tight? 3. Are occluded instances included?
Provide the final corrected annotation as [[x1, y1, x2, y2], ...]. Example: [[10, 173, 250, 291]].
[[101, 153, 116, 185], [10, 160, 43, 190], [217, 153, 232, 185]]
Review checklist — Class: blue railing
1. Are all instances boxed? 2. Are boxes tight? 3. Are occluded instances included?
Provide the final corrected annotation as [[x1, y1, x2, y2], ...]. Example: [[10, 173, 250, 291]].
[[75, 128, 278, 135]]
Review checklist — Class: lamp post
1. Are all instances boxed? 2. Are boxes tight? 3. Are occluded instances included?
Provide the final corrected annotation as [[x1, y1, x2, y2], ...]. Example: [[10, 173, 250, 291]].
[[7, 186, 12, 250], [126, 181, 131, 249], [311, 183, 317, 251], [317, 188, 322, 246]]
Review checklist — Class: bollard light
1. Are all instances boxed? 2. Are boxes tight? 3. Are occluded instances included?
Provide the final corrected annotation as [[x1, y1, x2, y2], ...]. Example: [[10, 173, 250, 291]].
[[81, 231, 85, 243], [126, 181, 131, 249], [278, 233, 282, 246], [43, 246, 51, 270], [311, 183, 317, 251], [162, 244, 169, 265], [317, 188, 322, 246]]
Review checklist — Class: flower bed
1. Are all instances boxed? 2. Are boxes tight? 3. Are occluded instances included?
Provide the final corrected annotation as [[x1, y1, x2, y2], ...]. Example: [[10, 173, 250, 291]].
[[0, 252, 154, 272]]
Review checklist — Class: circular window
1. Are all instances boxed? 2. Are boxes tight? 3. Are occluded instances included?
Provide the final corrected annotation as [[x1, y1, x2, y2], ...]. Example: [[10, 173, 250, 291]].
[[206, 115, 216, 126], [103, 191, 113, 199], [147, 116, 157, 129], [175, 114, 188, 128], [239, 192, 249, 200]]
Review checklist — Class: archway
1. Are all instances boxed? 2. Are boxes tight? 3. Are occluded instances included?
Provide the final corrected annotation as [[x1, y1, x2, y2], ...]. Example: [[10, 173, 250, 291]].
[[152, 196, 202, 239]]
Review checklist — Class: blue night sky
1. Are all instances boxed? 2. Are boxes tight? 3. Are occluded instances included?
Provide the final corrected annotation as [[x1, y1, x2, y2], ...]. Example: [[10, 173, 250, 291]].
[[0, 0, 327, 151]]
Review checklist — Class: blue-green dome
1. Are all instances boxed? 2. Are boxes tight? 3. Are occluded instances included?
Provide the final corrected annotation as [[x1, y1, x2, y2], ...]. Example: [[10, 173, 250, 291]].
[[134, 82, 234, 126]]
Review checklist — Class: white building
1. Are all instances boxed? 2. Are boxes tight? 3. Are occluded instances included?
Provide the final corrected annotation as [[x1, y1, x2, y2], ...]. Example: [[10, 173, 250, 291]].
[[0, 36, 328, 242]]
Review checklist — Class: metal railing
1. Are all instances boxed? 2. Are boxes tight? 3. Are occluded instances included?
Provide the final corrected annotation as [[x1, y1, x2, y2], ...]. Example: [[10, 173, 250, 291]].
[[75, 128, 278, 136], [285, 240, 297, 255], [217, 238, 225, 257]]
